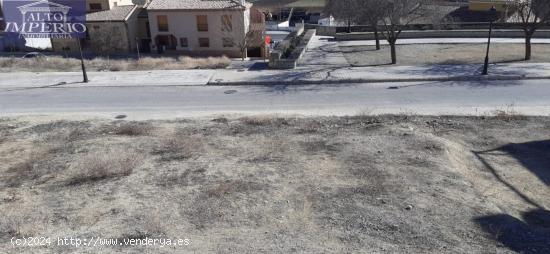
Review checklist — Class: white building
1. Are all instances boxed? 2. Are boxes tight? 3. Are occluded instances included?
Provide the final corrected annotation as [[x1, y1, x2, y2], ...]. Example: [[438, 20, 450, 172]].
[[146, 0, 264, 58]]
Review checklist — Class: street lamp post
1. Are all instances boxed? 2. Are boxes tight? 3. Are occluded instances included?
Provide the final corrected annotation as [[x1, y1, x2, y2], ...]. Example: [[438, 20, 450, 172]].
[[482, 6, 497, 76]]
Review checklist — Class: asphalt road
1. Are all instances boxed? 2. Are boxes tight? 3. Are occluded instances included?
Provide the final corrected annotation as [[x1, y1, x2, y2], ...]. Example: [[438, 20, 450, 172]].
[[1, 80, 549, 120]]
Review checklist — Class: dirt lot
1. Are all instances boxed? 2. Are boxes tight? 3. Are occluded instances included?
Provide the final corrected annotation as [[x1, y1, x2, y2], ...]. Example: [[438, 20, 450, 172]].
[[341, 43, 550, 66], [0, 115, 549, 253]]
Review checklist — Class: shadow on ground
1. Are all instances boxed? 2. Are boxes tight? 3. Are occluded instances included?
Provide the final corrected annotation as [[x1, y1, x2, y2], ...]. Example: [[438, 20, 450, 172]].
[[248, 62, 269, 71], [473, 139, 550, 253], [475, 209, 550, 254], [476, 140, 550, 188]]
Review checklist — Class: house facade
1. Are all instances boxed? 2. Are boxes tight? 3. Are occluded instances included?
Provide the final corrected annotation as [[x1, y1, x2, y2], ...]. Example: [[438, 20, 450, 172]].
[[50, 0, 265, 57], [51, 0, 149, 53], [146, 0, 264, 58]]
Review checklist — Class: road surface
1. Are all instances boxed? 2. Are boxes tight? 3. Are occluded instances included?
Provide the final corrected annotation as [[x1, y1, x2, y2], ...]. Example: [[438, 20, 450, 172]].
[[1, 79, 549, 120]]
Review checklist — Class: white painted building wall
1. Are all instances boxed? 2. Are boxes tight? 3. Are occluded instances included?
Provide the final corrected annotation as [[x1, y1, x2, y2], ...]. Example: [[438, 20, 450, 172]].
[[147, 9, 249, 57]]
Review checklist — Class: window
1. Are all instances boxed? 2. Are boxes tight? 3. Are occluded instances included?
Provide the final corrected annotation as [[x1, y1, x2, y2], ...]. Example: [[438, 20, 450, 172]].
[[221, 15, 232, 32], [222, 37, 234, 48], [157, 15, 168, 32], [180, 37, 188, 48], [197, 15, 208, 32], [89, 3, 102, 11], [198, 38, 210, 48]]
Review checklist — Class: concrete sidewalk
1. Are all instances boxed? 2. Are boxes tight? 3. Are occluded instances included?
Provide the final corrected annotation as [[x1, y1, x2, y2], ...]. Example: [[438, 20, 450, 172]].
[[1, 62, 550, 89], [208, 62, 550, 86], [0, 70, 215, 89], [300, 35, 350, 67]]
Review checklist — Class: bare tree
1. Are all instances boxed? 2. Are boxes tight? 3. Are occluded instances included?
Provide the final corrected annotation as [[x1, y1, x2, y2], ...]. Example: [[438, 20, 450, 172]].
[[510, 0, 550, 60], [324, 0, 360, 33], [221, 6, 264, 60], [355, 0, 387, 50], [379, 0, 435, 64], [240, 29, 264, 60]]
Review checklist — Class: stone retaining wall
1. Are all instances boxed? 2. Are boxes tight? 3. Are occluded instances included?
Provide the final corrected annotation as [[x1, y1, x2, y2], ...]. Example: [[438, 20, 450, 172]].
[[269, 29, 316, 69]]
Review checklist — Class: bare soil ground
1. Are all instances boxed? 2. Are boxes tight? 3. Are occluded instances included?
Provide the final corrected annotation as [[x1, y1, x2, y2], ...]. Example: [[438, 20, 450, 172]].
[[0, 115, 549, 253], [341, 43, 550, 66]]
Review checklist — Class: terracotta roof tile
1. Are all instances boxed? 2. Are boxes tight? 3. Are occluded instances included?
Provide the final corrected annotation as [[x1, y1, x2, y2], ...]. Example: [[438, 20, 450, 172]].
[[147, 0, 250, 10], [87, 5, 137, 21]]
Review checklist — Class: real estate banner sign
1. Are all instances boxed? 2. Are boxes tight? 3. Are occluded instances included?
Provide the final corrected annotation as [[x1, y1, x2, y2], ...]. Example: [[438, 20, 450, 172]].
[[1, 0, 86, 39]]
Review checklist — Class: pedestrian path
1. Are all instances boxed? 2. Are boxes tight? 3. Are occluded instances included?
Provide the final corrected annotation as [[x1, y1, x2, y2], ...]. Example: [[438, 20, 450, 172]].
[[300, 36, 350, 66], [2, 62, 550, 90]]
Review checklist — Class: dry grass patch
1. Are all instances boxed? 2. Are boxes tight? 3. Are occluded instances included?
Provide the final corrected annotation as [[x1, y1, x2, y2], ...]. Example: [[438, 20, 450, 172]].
[[2, 116, 550, 253], [64, 150, 142, 186], [0, 56, 230, 72], [113, 122, 154, 136], [245, 135, 294, 162], [0, 56, 77, 71], [240, 116, 290, 126], [342, 43, 550, 66], [0, 193, 51, 238], [296, 120, 323, 134], [204, 180, 264, 198], [187, 180, 266, 229], [4, 147, 55, 188], [122, 209, 167, 239], [300, 138, 341, 154], [491, 109, 526, 122], [153, 135, 204, 161]]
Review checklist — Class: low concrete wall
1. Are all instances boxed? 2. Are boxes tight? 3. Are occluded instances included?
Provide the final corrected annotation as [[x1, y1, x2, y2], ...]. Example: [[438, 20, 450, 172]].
[[335, 29, 550, 41], [310, 23, 550, 34], [269, 29, 316, 69], [313, 25, 337, 36], [268, 25, 305, 69]]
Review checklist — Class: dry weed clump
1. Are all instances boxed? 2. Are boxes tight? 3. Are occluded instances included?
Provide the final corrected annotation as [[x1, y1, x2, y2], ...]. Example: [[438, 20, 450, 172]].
[[491, 109, 526, 122], [0, 196, 51, 238], [114, 122, 154, 136], [240, 116, 289, 126], [153, 135, 204, 161], [4, 148, 54, 188], [296, 120, 323, 134], [65, 151, 142, 186], [122, 209, 166, 239], [186, 180, 265, 229]]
